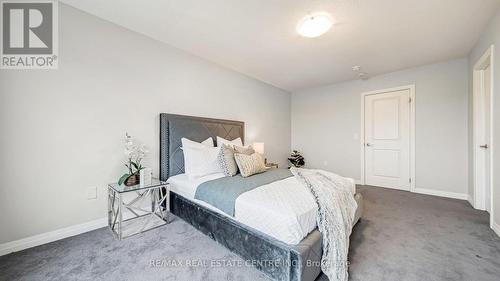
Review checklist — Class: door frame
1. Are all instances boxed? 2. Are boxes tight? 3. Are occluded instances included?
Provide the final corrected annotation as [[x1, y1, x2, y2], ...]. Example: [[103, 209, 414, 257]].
[[360, 85, 416, 192], [472, 45, 495, 227]]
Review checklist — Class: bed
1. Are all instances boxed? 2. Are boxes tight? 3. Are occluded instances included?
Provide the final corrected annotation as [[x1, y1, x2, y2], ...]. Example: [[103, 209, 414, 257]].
[[159, 113, 363, 281], [169, 171, 324, 244]]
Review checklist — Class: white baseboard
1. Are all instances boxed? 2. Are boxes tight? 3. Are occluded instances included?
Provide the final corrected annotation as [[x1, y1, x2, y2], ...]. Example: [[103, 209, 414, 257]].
[[413, 188, 468, 200], [492, 222, 500, 237], [0, 217, 107, 257], [467, 194, 474, 207]]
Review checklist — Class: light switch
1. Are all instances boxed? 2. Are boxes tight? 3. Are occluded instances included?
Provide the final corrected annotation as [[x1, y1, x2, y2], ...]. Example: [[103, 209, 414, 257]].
[[353, 133, 359, 140], [323, 160, 328, 166], [87, 186, 97, 200]]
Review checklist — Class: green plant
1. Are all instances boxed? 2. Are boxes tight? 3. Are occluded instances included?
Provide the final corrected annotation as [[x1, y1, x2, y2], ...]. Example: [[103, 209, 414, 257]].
[[118, 133, 148, 185], [288, 150, 305, 168]]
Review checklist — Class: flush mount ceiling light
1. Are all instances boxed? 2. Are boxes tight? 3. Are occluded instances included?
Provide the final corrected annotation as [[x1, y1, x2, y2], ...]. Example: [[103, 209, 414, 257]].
[[297, 12, 333, 38]]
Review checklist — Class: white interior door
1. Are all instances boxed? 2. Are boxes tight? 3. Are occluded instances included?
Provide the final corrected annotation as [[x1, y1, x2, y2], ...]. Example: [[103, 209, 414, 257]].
[[364, 89, 411, 190], [474, 63, 493, 212], [484, 65, 492, 213]]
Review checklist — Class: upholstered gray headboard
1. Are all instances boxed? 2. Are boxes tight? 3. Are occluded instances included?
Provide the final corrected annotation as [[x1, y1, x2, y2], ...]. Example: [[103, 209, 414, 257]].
[[159, 113, 244, 181]]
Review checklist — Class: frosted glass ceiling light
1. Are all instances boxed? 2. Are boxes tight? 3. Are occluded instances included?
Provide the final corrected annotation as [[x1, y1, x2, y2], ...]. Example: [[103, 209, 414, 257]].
[[297, 13, 333, 38]]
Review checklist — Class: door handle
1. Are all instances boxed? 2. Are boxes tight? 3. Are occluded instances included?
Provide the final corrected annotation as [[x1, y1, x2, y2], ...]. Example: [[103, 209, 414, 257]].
[[366, 143, 372, 147], [480, 144, 489, 149]]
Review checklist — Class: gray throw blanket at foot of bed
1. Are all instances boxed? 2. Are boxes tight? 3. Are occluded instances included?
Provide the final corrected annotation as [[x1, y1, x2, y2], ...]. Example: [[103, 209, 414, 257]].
[[290, 168, 358, 281]]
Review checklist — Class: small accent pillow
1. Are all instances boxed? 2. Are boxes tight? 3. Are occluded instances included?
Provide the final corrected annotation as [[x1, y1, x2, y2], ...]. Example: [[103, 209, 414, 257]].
[[234, 152, 267, 177], [217, 136, 243, 148], [234, 145, 255, 155], [217, 144, 238, 176]]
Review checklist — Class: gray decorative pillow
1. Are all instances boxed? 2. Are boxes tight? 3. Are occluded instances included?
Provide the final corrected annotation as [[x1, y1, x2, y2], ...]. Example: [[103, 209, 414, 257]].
[[234, 152, 267, 177], [218, 144, 238, 176], [234, 145, 255, 155]]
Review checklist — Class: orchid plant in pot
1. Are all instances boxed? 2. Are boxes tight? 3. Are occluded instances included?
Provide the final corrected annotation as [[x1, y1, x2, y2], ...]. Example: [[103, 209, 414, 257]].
[[118, 133, 148, 186]]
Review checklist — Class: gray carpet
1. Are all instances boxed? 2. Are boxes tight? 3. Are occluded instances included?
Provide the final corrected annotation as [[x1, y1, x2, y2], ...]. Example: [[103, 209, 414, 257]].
[[1, 186, 500, 281]]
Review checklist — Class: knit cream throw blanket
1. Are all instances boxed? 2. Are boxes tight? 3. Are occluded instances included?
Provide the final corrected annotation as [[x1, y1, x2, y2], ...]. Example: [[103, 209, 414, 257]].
[[291, 168, 357, 281]]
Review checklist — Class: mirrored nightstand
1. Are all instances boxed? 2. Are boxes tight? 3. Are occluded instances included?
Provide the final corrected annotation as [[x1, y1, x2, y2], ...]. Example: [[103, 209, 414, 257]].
[[107, 179, 169, 240], [265, 163, 279, 169]]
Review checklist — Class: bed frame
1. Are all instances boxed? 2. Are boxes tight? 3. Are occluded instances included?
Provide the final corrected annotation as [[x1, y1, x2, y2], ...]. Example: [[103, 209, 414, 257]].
[[159, 113, 362, 281]]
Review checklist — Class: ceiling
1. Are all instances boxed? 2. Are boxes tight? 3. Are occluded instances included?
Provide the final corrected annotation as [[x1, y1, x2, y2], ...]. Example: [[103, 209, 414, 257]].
[[61, 0, 500, 92]]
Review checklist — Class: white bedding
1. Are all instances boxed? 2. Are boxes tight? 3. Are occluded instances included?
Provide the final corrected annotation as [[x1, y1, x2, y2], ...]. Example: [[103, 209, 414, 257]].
[[168, 172, 355, 244]]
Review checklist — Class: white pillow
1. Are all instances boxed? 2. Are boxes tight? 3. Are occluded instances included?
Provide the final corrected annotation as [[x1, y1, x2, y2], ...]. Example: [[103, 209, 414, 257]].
[[181, 137, 214, 149], [217, 136, 243, 148], [183, 146, 222, 178]]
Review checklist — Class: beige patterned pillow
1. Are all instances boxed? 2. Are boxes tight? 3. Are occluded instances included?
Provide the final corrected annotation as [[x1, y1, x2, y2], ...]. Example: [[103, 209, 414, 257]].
[[234, 145, 255, 155], [217, 144, 238, 176], [234, 152, 267, 177]]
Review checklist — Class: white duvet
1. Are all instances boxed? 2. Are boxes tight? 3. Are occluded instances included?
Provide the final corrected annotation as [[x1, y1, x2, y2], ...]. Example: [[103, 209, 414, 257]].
[[168, 172, 356, 245]]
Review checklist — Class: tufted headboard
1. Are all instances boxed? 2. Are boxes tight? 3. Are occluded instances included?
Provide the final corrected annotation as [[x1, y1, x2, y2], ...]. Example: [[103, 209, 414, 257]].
[[159, 113, 244, 181]]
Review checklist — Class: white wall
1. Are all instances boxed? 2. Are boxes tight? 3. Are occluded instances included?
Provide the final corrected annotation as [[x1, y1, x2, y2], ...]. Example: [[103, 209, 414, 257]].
[[0, 4, 291, 244], [469, 8, 500, 231], [292, 58, 469, 197]]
